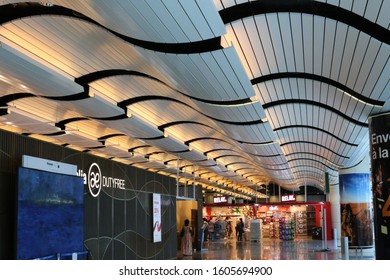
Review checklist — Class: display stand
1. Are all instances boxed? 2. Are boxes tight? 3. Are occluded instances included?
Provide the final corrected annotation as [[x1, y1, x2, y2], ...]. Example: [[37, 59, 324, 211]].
[[262, 224, 270, 238], [296, 210, 307, 236], [279, 215, 295, 240], [250, 219, 261, 241], [306, 205, 316, 236], [269, 220, 278, 238]]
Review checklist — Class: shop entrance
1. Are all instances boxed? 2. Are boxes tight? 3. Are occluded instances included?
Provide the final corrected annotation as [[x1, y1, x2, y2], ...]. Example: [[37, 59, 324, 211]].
[[203, 202, 332, 242], [176, 199, 201, 256]]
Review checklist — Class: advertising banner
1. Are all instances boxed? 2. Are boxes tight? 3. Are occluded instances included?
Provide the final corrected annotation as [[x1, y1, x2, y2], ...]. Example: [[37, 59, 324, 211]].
[[339, 173, 373, 247], [369, 113, 390, 259], [153, 193, 162, 243]]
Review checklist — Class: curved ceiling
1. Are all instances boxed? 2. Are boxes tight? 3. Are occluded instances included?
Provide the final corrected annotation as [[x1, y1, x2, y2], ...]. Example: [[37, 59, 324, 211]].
[[0, 0, 389, 198]]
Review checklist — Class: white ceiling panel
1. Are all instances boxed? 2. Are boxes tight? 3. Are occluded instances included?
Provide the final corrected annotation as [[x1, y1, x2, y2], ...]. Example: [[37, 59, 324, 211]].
[[346, 32, 370, 89], [6, 97, 84, 123], [355, 39, 382, 93], [267, 14, 288, 73], [145, 0, 188, 42], [364, 45, 390, 98], [0, 43, 82, 96], [211, 49, 252, 99], [364, 0, 383, 23], [302, 14, 314, 73], [237, 17, 261, 78], [290, 13, 305, 72], [255, 15, 278, 73], [89, 77, 176, 104], [351, 0, 368, 18], [313, 16, 325, 75], [156, 48, 256, 101], [177, 0, 219, 40], [322, 18, 337, 77], [96, 117, 161, 140], [0, 111, 59, 134], [377, 0, 390, 28], [375, 62, 390, 101], [237, 18, 270, 76], [63, 95, 124, 119], [54, 131, 103, 148], [330, 22, 349, 81], [41, 0, 159, 41], [338, 27, 359, 85]]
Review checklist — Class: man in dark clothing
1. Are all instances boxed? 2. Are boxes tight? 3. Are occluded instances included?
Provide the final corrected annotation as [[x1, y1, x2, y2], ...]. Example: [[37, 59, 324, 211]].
[[237, 218, 244, 241]]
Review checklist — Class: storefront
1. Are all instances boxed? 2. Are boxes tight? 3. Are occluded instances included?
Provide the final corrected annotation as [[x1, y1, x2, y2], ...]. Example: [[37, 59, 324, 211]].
[[203, 201, 332, 241]]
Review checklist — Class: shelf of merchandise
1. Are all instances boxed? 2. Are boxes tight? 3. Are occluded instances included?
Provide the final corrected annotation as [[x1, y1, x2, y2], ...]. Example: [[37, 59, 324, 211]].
[[306, 205, 317, 236], [262, 224, 270, 238], [296, 211, 308, 236], [261, 217, 271, 238], [279, 215, 296, 241], [269, 220, 279, 238]]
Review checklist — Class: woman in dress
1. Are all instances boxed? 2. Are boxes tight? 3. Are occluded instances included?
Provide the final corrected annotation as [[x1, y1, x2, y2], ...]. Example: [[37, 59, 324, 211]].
[[181, 219, 193, 256]]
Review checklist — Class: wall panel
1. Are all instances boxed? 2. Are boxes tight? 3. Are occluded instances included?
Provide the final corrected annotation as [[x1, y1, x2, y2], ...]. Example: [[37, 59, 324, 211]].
[[0, 129, 177, 260]]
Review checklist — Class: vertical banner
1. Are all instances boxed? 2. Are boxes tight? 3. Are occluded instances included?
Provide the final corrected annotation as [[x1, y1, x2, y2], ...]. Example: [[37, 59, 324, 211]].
[[369, 113, 390, 259], [152, 193, 162, 243], [325, 172, 330, 194], [339, 173, 373, 247]]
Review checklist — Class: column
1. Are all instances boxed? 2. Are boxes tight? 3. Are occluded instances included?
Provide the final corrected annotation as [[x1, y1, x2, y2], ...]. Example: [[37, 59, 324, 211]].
[[339, 156, 373, 249], [369, 113, 390, 260], [329, 179, 341, 241]]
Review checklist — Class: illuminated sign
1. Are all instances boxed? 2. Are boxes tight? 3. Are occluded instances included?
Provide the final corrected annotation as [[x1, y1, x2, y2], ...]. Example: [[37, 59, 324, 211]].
[[78, 163, 125, 197], [213, 196, 228, 203], [281, 194, 296, 202]]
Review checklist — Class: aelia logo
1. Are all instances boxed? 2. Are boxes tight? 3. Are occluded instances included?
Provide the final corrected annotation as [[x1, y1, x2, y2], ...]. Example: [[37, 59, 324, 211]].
[[88, 163, 102, 197], [79, 162, 126, 197]]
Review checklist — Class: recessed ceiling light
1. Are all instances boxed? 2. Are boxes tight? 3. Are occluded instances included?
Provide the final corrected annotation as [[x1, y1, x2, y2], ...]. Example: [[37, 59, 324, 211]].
[[40, 2, 54, 7]]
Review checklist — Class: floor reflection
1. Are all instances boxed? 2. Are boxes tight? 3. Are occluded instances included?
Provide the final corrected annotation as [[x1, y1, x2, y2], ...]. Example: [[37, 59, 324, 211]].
[[177, 236, 375, 260]]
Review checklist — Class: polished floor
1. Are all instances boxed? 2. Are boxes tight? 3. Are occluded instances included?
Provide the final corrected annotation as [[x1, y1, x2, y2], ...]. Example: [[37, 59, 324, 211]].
[[177, 236, 375, 260]]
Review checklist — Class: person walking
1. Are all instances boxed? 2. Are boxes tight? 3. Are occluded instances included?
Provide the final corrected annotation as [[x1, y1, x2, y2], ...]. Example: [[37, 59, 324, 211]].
[[237, 218, 244, 241], [208, 218, 215, 241], [225, 216, 232, 239]]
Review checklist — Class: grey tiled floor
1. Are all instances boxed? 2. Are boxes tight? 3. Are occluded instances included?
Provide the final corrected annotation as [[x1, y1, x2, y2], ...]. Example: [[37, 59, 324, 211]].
[[177, 236, 375, 260]]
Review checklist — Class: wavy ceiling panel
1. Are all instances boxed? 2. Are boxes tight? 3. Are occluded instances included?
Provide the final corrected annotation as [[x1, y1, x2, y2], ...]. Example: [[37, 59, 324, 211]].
[[0, 0, 388, 195], [49, 0, 227, 43]]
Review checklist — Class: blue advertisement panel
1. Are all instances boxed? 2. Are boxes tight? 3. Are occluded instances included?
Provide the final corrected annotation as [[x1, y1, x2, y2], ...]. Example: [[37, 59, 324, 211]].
[[16, 167, 84, 260], [339, 173, 373, 247], [369, 113, 390, 260]]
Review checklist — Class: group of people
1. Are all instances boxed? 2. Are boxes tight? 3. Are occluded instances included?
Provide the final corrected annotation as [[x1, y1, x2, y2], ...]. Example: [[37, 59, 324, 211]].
[[204, 216, 245, 241]]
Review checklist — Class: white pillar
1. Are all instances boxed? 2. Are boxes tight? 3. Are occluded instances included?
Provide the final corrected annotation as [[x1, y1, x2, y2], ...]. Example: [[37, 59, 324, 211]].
[[329, 180, 341, 241]]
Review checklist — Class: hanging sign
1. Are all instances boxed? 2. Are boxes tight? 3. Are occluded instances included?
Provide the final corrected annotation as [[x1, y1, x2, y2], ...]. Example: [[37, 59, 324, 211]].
[[281, 194, 296, 202], [213, 196, 228, 203]]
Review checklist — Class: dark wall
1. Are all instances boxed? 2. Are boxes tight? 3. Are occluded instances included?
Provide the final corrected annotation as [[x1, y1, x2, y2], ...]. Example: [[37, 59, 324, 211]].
[[0, 171, 16, 259], [0, 129, 177, 260]]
